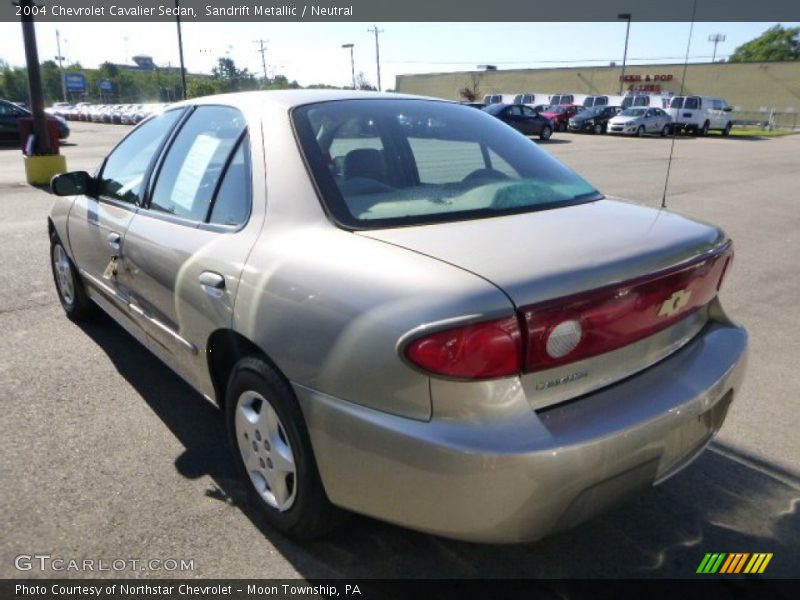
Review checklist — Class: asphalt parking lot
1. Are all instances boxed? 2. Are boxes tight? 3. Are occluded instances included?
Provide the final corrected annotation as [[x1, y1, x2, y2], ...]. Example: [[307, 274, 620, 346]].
[[1, 122, 798, 579]]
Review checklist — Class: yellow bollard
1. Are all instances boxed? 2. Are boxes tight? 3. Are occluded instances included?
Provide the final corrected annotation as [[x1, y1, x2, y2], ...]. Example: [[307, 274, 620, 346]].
[[23, 154, 68, 186]]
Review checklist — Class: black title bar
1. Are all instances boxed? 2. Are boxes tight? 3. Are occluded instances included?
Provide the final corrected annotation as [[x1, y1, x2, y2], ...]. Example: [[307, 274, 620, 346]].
[[2, 0, 800, 22]]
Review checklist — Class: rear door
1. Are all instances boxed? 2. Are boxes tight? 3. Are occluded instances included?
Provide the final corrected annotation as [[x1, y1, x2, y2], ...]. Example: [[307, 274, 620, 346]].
[[521, 106, 542, 134], [119, 105, 261, 393]]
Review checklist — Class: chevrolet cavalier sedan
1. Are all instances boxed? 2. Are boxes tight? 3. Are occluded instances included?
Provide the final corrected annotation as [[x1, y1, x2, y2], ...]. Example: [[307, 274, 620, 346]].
[[48, 90, 747, 543]]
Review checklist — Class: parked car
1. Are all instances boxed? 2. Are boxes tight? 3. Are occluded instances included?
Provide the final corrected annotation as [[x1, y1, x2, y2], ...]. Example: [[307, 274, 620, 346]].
[[667, 96, 734, 136], [459, 101, 486, 110], [0, 98, 70, 141], [48, 90, 747, 543], [539, 104, 583, 132], [482, 103, 553, 139], [568, 105, 622, 134], [608, 107, 673, 136]]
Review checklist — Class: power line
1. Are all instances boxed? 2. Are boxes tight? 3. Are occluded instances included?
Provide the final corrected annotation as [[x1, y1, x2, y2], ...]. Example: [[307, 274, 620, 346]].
[[384, 54, 728, 65]]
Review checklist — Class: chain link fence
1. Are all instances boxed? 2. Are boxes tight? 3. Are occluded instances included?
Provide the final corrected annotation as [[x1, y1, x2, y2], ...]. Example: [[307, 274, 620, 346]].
[[731, 109, 799, 131]]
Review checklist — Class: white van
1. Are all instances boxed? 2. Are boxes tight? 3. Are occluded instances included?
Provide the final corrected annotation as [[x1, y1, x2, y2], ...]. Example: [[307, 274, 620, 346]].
[[512, 92, 549, 106], [583, 94, 625, 108], [549, 93, 589, 106], [482, 94, 519, 105], [622, 94, 672, 109], [667, 96, 734, 136]]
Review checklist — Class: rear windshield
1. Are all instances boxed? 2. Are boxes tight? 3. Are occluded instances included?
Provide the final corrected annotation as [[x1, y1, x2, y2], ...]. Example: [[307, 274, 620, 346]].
[[292, 99, 601, 229]]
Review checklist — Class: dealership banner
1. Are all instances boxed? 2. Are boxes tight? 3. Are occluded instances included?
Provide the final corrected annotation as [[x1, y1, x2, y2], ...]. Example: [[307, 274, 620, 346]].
[[2, 0, 800, 22]]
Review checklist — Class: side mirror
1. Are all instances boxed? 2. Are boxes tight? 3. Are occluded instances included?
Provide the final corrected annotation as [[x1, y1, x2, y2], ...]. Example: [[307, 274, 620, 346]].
[[723, 106, 733, 112], [50, 171, 94, 196]]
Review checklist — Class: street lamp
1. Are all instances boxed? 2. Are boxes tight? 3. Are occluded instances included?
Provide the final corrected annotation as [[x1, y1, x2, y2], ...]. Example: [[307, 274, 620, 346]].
[[708, 33, 726, 63], [618, 13, 632, 95], [341, 43, 355, 89]]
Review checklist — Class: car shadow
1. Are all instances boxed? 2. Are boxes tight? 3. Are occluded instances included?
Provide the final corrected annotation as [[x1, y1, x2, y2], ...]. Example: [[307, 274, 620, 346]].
[[534, 138, 571, 145], [77, 312, 800, 579]]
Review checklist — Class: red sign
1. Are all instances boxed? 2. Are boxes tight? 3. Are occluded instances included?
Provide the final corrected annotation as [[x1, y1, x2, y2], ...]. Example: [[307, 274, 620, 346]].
[[619, 74, 674, 82]]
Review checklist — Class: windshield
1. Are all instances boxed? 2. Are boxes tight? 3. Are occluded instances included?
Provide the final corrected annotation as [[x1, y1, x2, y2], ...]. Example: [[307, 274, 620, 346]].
[[546, 106, 566, 114], [620, 108, 646, 117], [579, 107, 602, 117], [293, 99, 601, 229]]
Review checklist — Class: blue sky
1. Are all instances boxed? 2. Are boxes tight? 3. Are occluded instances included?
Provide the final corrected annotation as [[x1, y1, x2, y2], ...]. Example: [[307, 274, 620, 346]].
[[0, 21, 796, 89]]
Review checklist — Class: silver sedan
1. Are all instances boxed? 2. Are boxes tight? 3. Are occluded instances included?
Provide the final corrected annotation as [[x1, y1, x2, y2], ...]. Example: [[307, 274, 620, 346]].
[[608, 106, 673, 136], [48, 91, 747, 543]]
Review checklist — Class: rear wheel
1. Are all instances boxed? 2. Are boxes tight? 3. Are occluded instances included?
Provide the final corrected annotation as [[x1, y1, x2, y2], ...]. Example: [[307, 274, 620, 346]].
[[50, 234, 95, 321], [660, 124, 671, 137], [699, 121, 710, 136], [226, 356, 344, 539], [539, 125, 552, 140]]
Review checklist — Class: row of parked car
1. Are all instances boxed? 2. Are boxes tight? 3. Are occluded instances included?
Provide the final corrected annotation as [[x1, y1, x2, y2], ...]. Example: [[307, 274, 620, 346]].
[[475, 92, 736, 138], [46, 102, 170, 126]]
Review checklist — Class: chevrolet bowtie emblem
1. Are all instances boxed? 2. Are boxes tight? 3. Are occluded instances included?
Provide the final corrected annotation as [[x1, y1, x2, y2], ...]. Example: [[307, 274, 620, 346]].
[[658, 289, 692, 317]]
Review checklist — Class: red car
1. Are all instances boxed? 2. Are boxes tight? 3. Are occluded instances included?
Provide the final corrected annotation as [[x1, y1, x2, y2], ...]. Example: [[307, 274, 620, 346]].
[[540, 104, 584, 132]]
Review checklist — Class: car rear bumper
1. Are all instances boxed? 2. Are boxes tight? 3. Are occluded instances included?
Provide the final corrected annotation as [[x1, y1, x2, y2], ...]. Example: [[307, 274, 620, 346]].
[[295, 320, 747, 543]]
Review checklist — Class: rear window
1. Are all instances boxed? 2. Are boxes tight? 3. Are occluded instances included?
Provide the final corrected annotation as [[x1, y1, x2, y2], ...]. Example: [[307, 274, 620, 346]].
[[292, 99, 600, 229]]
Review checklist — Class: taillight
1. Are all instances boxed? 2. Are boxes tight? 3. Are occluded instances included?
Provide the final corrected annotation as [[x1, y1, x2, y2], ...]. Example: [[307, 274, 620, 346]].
[[403, 243, 732, 380], [404, 316, 522, 379], [520, 243, 733, 372]]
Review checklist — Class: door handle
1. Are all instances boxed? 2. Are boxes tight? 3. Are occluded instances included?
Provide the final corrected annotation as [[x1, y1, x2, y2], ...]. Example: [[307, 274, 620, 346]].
[[199, 271, 225, 290], [106, 232, 121, 252]]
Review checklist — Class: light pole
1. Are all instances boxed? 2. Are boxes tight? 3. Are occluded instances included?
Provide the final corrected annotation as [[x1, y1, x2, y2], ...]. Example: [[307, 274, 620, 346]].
[[341, 43, 355, 89], [618, 13, 632, 95], [55, 29, 66, 102], [708, 33, 726, 63]]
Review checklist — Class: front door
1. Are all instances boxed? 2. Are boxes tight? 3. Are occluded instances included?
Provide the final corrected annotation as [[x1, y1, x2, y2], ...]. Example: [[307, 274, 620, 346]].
[[68, 108, 185, 311]]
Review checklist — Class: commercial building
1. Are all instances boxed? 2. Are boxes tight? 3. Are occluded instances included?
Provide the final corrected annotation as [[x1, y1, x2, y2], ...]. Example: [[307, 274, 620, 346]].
[[395, 61, 800, 113]]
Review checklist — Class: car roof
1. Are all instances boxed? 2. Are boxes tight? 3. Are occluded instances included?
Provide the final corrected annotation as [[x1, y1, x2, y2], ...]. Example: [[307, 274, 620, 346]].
[[173, 90, 443, 112]]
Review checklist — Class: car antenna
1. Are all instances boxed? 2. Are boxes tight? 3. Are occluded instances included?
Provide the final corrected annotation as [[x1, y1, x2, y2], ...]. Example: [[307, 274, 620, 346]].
[[661, 0, 699, 209]]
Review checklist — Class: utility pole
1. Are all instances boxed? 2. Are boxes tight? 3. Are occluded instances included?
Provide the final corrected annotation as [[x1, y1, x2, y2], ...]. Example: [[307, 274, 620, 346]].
[[175, 0, 187, 99], [367, 25, 383, 91], [254, 39, 269, 84], [55, 29, 66, 102], [617, 13, 632, 95], [19, 0, 51, 154], [708, 33, 726, 63]]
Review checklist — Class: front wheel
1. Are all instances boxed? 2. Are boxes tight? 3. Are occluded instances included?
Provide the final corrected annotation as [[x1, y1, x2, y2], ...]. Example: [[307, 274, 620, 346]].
[[50, 234, 95, 321], [722, 121, 732, 136], [539, 125, 552, 140], [226, 357, 344, 539], [593, 122, 603, 135], [636, 125, 645, 137], [660, 124, 671, 137]]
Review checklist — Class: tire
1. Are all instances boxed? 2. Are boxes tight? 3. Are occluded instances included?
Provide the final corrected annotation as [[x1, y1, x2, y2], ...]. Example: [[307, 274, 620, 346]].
[[660, 124, 671, 137], [225, 356, 345, 539], [593, 122, 603, 135], [539, 125, 552, 140], [50, 233, 96, 321], [722, 121, 732, 137], [636, 125, 644, 137], [699, 121, 710, 136]]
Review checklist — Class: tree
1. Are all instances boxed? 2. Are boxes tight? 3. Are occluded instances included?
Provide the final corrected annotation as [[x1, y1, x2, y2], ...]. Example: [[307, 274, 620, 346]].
[[729, 25, 800, 63], [355, 71, 376, 91], [211, 57, 257, 92], [459, 72, 483, 102]]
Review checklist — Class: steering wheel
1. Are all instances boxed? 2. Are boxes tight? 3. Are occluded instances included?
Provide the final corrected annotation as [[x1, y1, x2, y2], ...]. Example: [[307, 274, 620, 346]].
[[462, 168, 510, 184]]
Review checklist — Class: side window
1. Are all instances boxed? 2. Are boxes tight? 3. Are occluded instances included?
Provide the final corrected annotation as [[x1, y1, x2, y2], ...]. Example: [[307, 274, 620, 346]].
[[521, 106, 536, 117], [408, 138, 486, 184], [508, 106, 523, 116], [149, 106, 246, 221], [209, 138, 251, 226], [98, 109, 183, 204], [685, 97, 700, 109]]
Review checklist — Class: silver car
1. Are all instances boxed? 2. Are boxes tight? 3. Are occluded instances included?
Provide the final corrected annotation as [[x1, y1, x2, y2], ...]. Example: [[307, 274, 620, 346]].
[[608, 106, 673, 136], [48, 91, 747, 543]]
